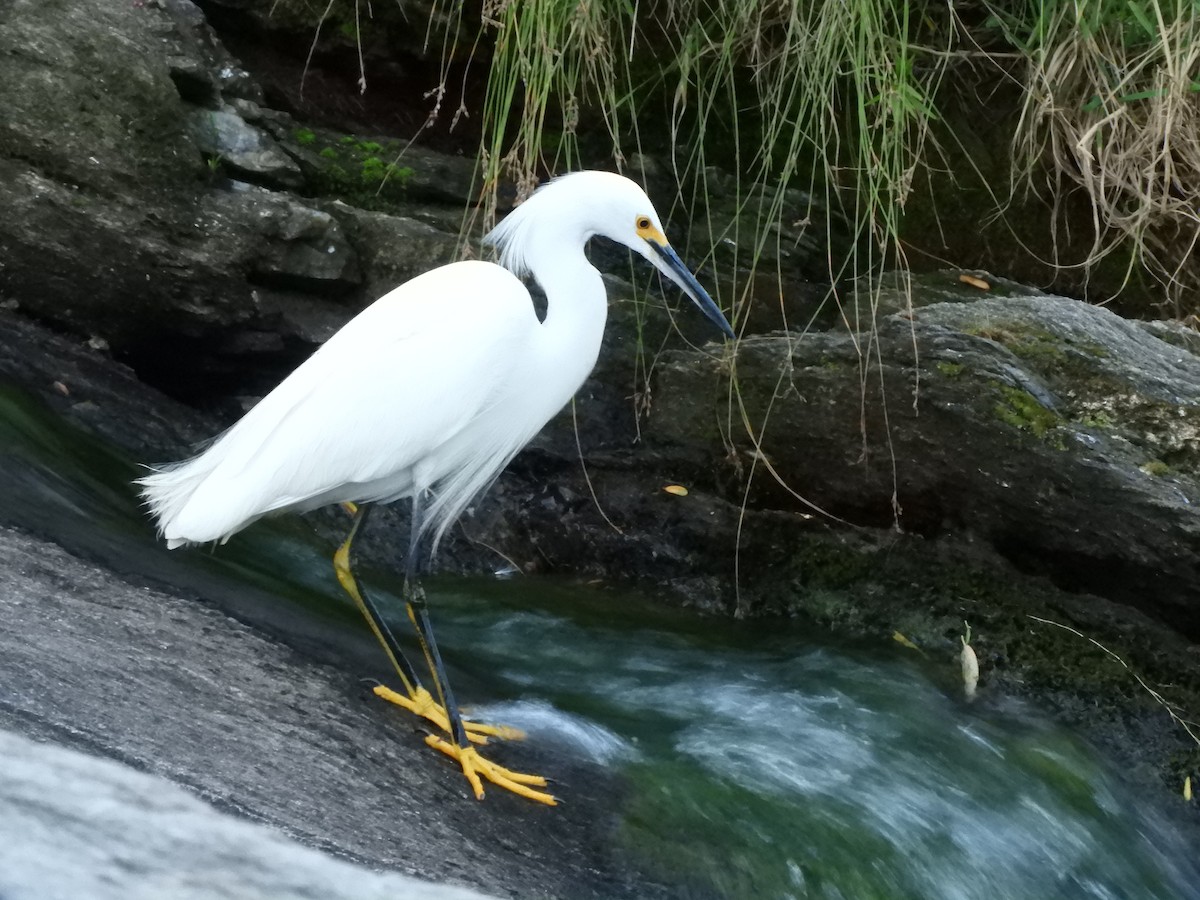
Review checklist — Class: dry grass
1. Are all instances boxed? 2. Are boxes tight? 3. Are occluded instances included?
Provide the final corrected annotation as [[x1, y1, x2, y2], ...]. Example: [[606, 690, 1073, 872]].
[[1000, 0, 1200, 314]]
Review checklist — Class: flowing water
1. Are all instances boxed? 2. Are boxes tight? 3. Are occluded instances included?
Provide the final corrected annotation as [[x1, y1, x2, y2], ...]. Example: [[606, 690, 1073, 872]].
[[2, 381, 1197, 899]]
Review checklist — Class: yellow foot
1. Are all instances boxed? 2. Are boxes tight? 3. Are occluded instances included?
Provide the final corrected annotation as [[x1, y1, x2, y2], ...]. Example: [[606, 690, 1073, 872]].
[[373, 685, 526, 744], [426, 735, 557, 805]]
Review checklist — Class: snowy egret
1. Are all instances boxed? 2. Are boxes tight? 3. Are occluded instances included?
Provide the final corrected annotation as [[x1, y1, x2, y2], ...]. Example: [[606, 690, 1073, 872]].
[[138, 170, 734, 805]]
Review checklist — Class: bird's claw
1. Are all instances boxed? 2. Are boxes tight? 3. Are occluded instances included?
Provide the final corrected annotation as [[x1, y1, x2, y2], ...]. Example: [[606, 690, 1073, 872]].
[[373, 684, 525, 744], [425, 734, 557, 805]]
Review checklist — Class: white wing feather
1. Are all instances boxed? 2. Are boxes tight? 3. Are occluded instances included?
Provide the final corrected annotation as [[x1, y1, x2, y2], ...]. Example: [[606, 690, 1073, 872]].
[[139, 261, 537, 547]]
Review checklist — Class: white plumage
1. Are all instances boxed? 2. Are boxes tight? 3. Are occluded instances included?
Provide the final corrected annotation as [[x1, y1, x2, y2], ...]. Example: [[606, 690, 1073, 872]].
[[137, 170, 734, 805], [138, 171, 733, 551]]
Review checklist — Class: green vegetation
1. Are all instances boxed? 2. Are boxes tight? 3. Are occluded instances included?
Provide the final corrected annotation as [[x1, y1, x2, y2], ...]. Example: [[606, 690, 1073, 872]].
[[298, 130, 416, 212], [432, 0, 950, 318], [1140, 459, 1171, 476], [288, 2, 1199, 526], [994, 385, 1061, 440], [991, 0, 1200, 315], [280, 2, 1200, 316], [404, 1, 1199, 318], [1080, 410, 1116, 429]]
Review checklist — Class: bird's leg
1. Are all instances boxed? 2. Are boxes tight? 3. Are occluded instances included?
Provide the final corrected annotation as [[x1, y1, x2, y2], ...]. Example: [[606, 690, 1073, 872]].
[[398, 493, 557, 805], [333, 503, 500, 744]]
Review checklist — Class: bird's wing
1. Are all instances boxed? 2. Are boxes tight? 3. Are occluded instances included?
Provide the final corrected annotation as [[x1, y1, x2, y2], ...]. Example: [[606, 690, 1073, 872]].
[[158, 261, 535, 543]]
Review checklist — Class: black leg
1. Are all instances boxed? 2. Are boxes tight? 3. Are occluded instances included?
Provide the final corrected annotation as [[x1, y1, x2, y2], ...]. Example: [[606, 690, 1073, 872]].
[[403, 492, 470, 748], [333, 502, 424, 696], [338, 495, 555, 803]]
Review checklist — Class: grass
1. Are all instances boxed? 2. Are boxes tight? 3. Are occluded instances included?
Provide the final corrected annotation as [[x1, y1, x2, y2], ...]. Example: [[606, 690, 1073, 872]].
[[989, 0, 1200, 317], [437, 1, 952, 323], [416, 0, 960, 533], [286, 1, 1200, 532], [284, 2, 1200, 321]]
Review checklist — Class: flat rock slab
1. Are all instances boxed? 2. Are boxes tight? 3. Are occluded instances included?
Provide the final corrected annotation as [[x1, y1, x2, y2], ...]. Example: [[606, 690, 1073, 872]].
[[0, 526, 667, 899], [0, 729, 496, 900]]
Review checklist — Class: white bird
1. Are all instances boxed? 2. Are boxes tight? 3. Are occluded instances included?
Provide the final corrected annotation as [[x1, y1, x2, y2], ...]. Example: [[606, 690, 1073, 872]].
[[138, 170, 734, 805]]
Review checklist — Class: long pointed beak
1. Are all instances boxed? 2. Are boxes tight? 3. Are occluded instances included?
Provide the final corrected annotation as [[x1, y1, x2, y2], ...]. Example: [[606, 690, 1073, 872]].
[[647, 241, 736, 340]]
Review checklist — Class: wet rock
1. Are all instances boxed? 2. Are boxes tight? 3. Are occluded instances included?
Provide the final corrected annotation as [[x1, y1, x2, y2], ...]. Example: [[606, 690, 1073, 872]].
[[247, 191, 362, 291], [0, 730, 498, 900], [0, 0, 469, 404], [1, 0, 1197, 839], [627, 280, 1200, 635], [188, 107, 304, 189], [328, 203, 462, 300], [0, 524, 673, 900]]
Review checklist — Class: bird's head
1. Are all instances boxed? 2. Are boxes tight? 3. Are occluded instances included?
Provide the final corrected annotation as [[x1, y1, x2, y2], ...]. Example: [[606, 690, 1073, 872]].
[[487, 171, 736, 340]]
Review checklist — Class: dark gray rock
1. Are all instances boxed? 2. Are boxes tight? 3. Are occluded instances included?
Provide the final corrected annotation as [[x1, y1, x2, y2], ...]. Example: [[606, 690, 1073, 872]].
[[188, 107, 304, 189], [159, 0, 263, 106], [327, 203, 462, 302], [588, 281, 1200, 633], [0, 0, 465, 403], [0, 0, 199, 197], [247, 190, 362, 291], [0, 729, 498, 900], [0, 525, 671, 900]]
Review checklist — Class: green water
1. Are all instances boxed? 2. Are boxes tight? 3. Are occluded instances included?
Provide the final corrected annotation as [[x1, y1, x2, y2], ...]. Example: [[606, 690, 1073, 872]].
[[407, 582, 1196, 899], [1, 383, 1197, 899]]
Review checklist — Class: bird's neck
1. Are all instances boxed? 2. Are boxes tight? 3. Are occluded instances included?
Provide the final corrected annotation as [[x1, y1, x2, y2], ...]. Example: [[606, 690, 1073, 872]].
[[527, 241, 609, 398]]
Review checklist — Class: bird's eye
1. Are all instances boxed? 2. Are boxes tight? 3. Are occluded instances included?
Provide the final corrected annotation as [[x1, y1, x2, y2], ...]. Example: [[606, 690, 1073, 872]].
[[636, 216, 652, 231]]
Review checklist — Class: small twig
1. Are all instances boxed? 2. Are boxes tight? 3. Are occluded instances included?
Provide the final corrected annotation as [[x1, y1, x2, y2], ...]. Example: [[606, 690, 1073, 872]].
[[1027, 614, 1200, 749]]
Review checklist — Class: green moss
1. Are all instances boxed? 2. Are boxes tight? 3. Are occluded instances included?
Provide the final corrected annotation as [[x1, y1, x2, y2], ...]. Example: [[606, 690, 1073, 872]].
[[729, 487, 1200, 809], [1140, 459, 1171, 476], [935, 361, 965, 377], [1010, 338, 1070, 364], [1079, 410, 1116, 428], [296, 130, 418, 211], [1078, 341, 1111, 358], [996, 325, 1069, 364], [994, 385, 1061, 439], [965, 321, 1116, 383], [793, 537, 875, 592]]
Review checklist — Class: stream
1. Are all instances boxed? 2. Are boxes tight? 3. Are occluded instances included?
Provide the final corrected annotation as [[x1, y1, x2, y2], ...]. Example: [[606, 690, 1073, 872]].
[[1, 380, 1197, 899]]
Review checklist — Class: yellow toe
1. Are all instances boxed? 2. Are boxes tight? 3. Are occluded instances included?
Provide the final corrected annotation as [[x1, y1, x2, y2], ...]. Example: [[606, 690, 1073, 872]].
[[425, 735, 557, 805], [372, 685, 526, 744]]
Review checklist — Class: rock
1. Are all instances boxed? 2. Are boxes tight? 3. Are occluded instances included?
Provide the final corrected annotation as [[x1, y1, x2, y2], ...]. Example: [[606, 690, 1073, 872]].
[[328, 203, 461, 300], [193, 0, 469, 130], [0, 307, 216, 457], [0, 524, 673, 900], [1141, 319, 1200, 357], [635, 281, 1200, 635], [0, 0, 200, 197], [188, 107, 304, 189], [247, 190, 362, 291], [0, 729, 499, 900], [0, 0, 470, 405], [2, 0, 1198, 838], [160, 0, 263, 106]]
